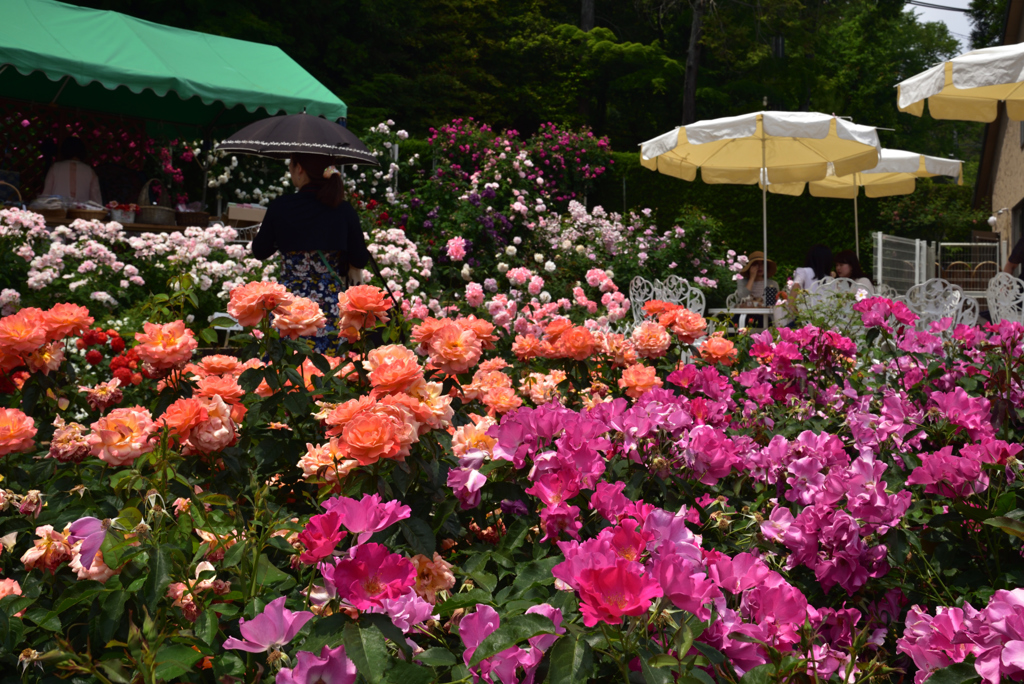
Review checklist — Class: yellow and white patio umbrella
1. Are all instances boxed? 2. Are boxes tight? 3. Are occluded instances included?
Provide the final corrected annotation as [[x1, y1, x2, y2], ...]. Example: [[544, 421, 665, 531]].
[[640, 111, 882, 295], [764, 149, 963, 257], [898, 42, 1024, 122]]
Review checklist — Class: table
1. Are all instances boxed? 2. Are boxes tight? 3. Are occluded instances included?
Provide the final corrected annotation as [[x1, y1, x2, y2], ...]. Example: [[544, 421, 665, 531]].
[[708, 307, 775, 329]]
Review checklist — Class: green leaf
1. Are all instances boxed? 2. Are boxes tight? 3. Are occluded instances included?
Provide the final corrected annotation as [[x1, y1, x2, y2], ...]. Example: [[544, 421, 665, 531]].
[[220, 540, 246, 569], [310, 354, 333, 374], [416, 647, 457, 667], [199, 327, 218, 344], [926, 662, 981, 684], [739, 664, 773, 684], [679, 672, 717, 684], [469, 571, 498, 594], [342, 622, 390, 684], [239, 368, 265, 393], [153, 643, 203, 680], [547, 633, 594, 684], [469, 613, 556, 666], [143, 546, 171, 613], [499, 518, 530, 553], [400, 517, 436, 556], [511, 557, 560, 595], [195, 610, 219, 645], [210, 316, 239, 328], [23, 606, 60, 632], [638, 647, 673, 684], [692, 642, 725, 665], [256, 554, 295, 589], [983, 516, 1024, 541], [437, 588, 493, 616], [385, 660, 435, 684], [52, 583, 105, 614]]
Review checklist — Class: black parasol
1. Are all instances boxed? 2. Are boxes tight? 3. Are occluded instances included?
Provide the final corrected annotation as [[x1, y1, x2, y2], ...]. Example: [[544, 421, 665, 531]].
[[214, 113, 379, 166]]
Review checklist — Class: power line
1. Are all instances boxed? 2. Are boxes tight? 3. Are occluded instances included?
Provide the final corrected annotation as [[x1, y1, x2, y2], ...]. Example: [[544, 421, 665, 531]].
[[907, 1, 972, 13]]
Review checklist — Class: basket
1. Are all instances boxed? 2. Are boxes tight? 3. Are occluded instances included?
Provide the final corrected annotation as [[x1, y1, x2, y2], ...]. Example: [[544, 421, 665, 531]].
[[175, 211, 210, 227], [110, 208, 136, 224], [36, 207, 67, 221], [137, 206, 176, 225], [0, 181, 22, 205], [67, 208, 109, 222]]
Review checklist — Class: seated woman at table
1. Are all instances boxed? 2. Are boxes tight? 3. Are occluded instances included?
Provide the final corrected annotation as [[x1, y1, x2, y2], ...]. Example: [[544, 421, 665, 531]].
[[733, 251, 779, 306], [833, 249, 874, 295], [43, 137, 102, 205], [791, 244, 832, 295]]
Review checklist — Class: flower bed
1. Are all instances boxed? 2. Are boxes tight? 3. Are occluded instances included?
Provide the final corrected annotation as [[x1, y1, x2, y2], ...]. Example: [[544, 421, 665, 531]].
[[0, 277, 1020, 684]]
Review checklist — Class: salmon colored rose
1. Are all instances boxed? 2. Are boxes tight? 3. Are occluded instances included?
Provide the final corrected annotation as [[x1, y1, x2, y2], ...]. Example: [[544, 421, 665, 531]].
[[618, 363, 663, 399], [0, 308, 46, 354], [42, 303, 94, 341], [482, 386, 523, 417], [642, 300, 677, 319], [195, 375, 245, 405], [197, 354, 241, 376], [297, 441, 358, 484], [543, 318, 574, 344], [411, 552, 456, 603], [27, 342, 65, 375], [457, 315, 498, 349], [337, 285, 392, 341], [451, 415, 497, 457], [558, 326, 598, 361], [272, 296, 327, 339], [659, 308, 707, 344], [227, 281, 293, 327], [186, 396, 237, 455], [20, 525, 72, 574], [631, 321, 672, 359], [411, 317, 445, 352], [160, 397, 209, 443], [598, 332, 638, 368], [0, 408, 37, 456], [364, 344, 420, 372], [699, 332, 738, 367], [339, 411, 403, 466], [88, 406, 157, 466], [135, 320, 198, 370], [428, 322, 482, 375], [324, 396, 377, 437], [407, 381, 455, 432], [463, 369, 513, 401], [370, 357, 425, 396]]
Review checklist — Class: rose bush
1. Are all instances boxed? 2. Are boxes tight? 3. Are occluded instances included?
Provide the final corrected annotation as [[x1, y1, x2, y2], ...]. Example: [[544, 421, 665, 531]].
[[0, 274, 1016, 683]]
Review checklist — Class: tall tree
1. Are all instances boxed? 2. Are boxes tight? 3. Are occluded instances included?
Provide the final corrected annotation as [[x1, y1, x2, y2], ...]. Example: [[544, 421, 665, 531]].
[[968, 0, 1009, 49]]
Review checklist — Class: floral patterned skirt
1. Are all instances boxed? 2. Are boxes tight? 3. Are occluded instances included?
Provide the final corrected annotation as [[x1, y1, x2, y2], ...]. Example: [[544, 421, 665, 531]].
[[278, 251, 349, 353]]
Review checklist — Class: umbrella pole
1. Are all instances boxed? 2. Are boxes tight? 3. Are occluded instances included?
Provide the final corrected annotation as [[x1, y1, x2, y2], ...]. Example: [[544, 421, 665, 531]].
[[762, 135, 768, 304], [854, 193, 860, 260]]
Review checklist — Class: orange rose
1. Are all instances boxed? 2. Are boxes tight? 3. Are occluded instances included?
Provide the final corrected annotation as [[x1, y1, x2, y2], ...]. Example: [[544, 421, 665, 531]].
[[88, 406, 156, 466], [337, 285, 392, 341], [407, 381, 455, 432], [299, 355, 342, 395], [0, 308, 46, 354], [520, 370, 567, 405], [428, 322, 482, 375], [456, 316, 498, 349], [482, 386, 523, 417], [512, 334, 552, 361], [197, 354, 241, 376], [557, 326, 597, 361], [26, 342, 65, 375], [42, 303, 94, 341], [597, 332, 638, 368], [195, 375, 245, 405], [297, 441, 358, 484], [659, 308, 707, 344], [370, 357, 425, 396], [20, 525, 72, 574], [227, 281, 293, 327], [618, 363, 663, 399], [411, 317, 445, 351], [642, 300, 678, 319], [339, 411, 402, 466], [699, 332, 738, 367], [543, 318, 573, 344], [451, 415, 497, 457], [462, 369, 513, 401], [134, 320, 197, 370], [631, 321, 671, 359], [323, 396, 376, 437], [411, 552, 456, 603], [0, 408, 36, 456], [272, 296, 327, 340], [160, 397, 209, 443], [478, 358, 510, 372], [364, 344, 419, 372]]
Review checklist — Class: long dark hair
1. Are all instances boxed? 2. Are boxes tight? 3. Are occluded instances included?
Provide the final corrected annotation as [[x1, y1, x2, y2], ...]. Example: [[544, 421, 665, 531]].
[[805, 244, 832, 280], [834, 249, 869, 282], [292, 153, 345, 208]]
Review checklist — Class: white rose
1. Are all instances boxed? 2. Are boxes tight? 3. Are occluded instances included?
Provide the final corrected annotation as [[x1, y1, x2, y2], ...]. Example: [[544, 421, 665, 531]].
[[539, 291, 551, 303], [561, 240, 572, 250], [497, 262, 509, 274], [534, 253, 544, 263], [575, 245, 586, 254], [544, 261, 556, 273], [461, 264, 472, 281], [505, 246, 517, 257]]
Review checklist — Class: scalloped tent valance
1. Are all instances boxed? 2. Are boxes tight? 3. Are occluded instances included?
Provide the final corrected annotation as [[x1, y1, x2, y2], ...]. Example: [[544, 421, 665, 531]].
[[0, 0, 347, 130]]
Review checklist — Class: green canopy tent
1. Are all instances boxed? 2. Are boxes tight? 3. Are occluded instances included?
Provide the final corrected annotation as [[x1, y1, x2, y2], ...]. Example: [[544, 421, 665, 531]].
[[0, 0, 347, 127], [0, 0, 348, 204]]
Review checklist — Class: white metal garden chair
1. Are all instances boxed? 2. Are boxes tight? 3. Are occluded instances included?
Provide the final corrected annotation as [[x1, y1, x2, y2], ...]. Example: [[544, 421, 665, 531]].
[[901, 277, 978, 331], [628, 275, 706, 327], [986, 272, 1024, 325]]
